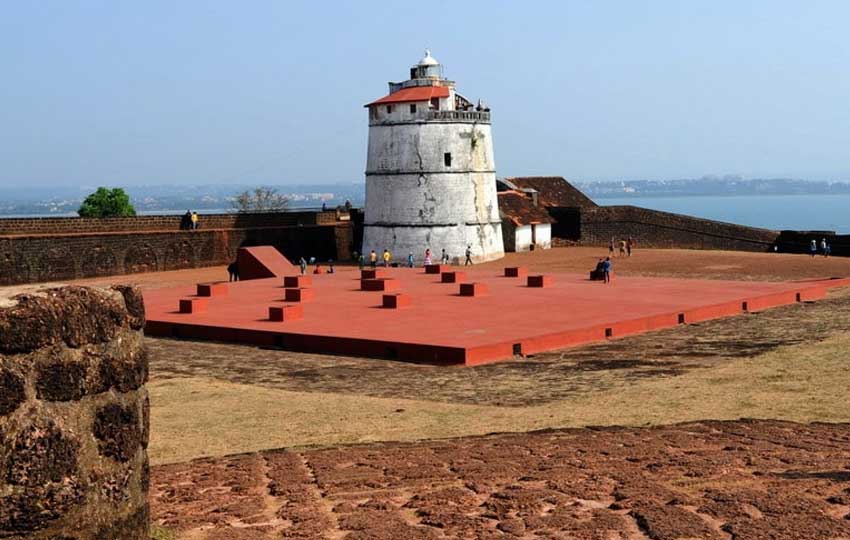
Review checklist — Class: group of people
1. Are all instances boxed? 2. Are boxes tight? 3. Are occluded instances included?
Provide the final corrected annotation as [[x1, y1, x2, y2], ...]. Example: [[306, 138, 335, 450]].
[[810, 238, 832, 257], [298, 256, 336, 275], [360, 245, 475, 269], [181, 210, 200, 231], [608, 236, 635, 257]]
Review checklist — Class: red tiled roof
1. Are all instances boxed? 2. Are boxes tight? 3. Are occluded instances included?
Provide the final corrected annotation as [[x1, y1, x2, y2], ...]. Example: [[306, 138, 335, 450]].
[[503, 177, 597, 209], [498, 191, 553, 226], [366, 86, 450, 107]]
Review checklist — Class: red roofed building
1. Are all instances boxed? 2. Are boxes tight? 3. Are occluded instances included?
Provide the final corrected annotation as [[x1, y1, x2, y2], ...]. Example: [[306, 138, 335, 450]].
[[498, 191, 553, 251]]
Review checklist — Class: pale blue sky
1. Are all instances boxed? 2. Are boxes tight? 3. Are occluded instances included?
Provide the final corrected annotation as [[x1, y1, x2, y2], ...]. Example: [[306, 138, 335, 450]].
[[1, 1, 848, 187]]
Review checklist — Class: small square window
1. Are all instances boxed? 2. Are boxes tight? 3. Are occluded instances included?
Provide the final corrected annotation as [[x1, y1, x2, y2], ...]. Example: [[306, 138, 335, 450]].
[[444, 152, 452, 167], [386, 105, 393, 114], [410, 104, 417, 113]]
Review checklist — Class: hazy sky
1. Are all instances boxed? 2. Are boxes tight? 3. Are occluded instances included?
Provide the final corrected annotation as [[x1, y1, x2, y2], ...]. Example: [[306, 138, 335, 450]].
[[1, 1, 848, 187]]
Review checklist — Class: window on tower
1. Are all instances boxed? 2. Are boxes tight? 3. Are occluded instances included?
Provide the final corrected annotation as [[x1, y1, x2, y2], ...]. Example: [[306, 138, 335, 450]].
[[444, 152, 452, 167], [409, 104, 417, 114]]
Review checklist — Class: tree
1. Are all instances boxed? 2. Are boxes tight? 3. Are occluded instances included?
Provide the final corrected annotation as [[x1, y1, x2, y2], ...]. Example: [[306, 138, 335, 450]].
[[231, 186, 289, 213], [77, 187, 136, 218]]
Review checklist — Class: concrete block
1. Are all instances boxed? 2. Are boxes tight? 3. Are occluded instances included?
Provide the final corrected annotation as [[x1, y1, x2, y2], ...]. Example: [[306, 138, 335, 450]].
[[504, 267, 528, 278], [459, 282, 489, 296], [284, 288, 315, 302], [382, 293, 412, 308], [441, 271, 468, 283], [196, 283, 228, 297], [269, 304, 304, 321], [284, 275, 313, 288], [361, 269, 388, 279], [527, 275, 554, 288], [179, 298, 208, 313], [425, 264, 448, 274], [361, 278, 400, 291]]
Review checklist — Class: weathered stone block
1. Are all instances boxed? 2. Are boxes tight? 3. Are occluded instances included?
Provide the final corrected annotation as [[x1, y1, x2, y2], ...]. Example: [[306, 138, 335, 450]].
[[0, 367, 25, 416], [93, 402, 142, 463], [527, 275, 554, 288], [269, 304, 304, 321], [382, 293, 412, 308], [284, 288, 315, 302]]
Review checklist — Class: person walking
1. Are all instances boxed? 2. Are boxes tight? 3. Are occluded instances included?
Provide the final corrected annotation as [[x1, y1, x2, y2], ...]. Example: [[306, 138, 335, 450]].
[[602, 257, 612, 284], [619, 239, 627, 257], [810, 239, 817, 257], [441, 249, 449, 265], [382, 248, 391, 267], [357, 253, 365, 270], [626, 236, 634, 257], [464, 245, 473, 266], [821, 238, 829, 257], [299, 257, 307, 275], [608, 237, 615, 257], [369, 250, 377, 269], [227, 261, 239, 282], [190, 211, 199, 231], [407, 253, 414, 268], [424, 249, 433, 266]]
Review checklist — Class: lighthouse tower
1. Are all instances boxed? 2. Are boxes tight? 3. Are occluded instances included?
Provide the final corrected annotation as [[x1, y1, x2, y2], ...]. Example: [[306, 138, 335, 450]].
[[362, 50, 504, 264]]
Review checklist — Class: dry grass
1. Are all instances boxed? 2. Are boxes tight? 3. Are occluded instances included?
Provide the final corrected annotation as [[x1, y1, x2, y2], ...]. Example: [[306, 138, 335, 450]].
[[149, 332, 850, 465]]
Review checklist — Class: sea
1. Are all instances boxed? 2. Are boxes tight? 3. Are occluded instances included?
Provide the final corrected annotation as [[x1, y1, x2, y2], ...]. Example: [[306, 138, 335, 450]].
[[594, 194, 850, 234]]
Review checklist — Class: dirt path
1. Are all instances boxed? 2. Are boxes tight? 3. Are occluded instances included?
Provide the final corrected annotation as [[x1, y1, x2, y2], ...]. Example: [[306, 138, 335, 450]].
[[151, 419, 850, 540]]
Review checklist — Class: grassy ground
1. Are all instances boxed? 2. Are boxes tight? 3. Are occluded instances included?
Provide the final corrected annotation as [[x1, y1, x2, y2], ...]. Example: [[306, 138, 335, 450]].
[[148, 287, 850, 464], [149, 332, 850, 465]]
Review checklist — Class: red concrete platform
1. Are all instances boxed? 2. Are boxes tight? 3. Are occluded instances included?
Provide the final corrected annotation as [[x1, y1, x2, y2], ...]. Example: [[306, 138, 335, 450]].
[[441, 271, 468, 283], [197, 283, 228, 297], [382, 293, 412, 309], [269, 304, 304, 322], [459, 282, 489, 297], [144, 267, 848, 366], [284, 275, 312, 288]]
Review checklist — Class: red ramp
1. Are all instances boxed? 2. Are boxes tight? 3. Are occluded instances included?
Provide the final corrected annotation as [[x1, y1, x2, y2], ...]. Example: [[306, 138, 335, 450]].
[[237, 246, 296, 280]]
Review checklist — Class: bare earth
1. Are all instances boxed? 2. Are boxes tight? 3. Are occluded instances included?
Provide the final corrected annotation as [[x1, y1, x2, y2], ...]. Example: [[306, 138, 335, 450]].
[[151, 419, 850, 540]]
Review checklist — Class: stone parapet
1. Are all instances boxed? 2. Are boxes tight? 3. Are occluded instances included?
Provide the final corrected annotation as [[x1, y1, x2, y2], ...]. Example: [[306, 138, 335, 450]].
[[0, 285, 149, 540]]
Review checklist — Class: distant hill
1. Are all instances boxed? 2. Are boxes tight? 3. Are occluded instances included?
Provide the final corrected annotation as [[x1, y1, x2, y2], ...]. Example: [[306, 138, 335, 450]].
[[576, 176, 850, 199], [0, 183, 366, 217]]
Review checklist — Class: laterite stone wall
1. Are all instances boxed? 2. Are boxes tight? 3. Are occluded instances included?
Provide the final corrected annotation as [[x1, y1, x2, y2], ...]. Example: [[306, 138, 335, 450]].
[[0, 286, 149, 540], [0, 211, 355, 286], [579, 205, 779, 252]]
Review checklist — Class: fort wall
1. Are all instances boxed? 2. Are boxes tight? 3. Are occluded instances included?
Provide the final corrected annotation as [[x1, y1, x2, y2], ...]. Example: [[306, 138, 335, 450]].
[[578, 205, 779, 252], [0, 211, 354, 286], [0, 285, 149, 540]]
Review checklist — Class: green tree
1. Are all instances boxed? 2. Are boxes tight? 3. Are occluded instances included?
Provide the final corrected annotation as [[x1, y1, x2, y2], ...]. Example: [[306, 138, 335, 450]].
[[77, 187, 137, 218]]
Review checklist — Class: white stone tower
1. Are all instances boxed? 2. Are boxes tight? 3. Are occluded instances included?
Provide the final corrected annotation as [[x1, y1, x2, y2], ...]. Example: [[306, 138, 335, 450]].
[[362, 50, 504, 264]]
